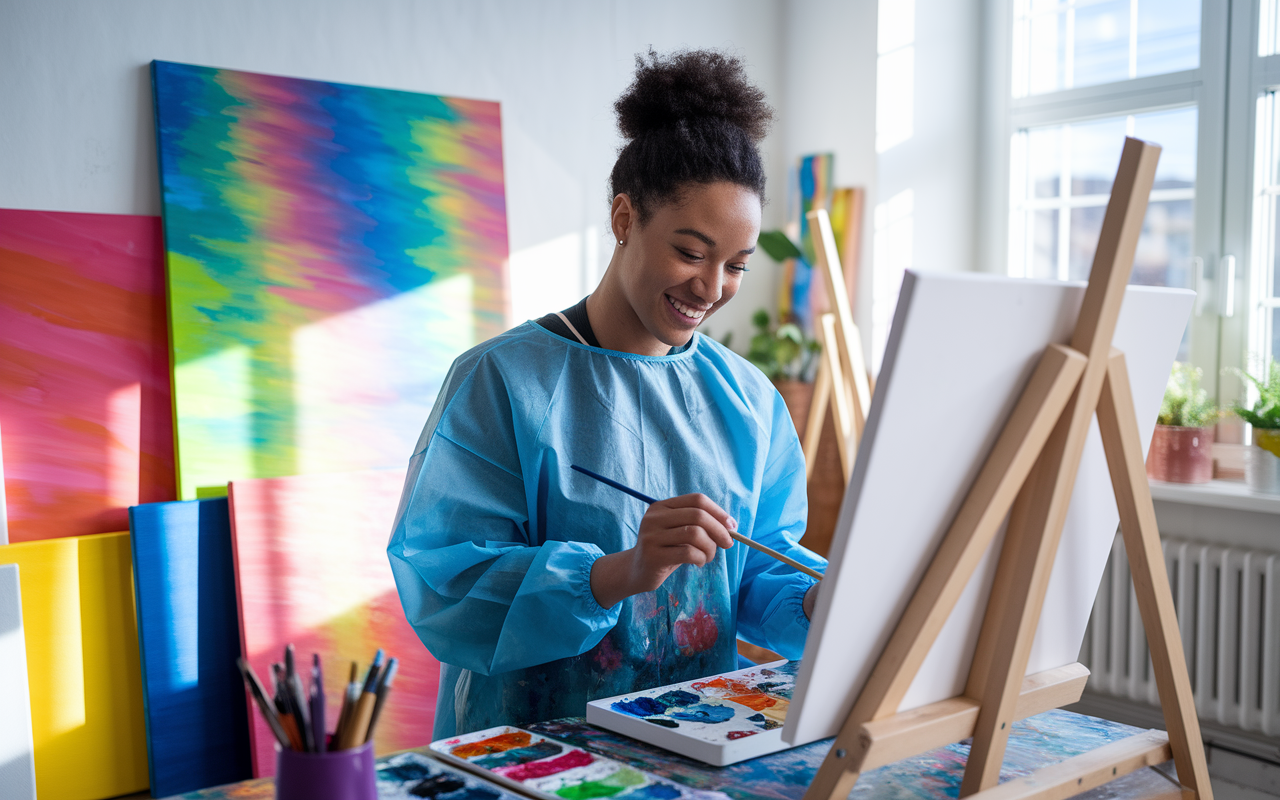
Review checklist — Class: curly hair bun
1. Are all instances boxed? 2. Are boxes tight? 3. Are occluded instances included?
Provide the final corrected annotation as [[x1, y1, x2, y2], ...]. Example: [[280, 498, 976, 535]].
[[614, 49, 773, 143]]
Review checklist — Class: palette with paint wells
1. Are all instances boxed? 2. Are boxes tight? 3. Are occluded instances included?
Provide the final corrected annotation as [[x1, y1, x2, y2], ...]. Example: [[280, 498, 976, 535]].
[[585, 661, 799, 766], [430, 727, 730, 800], [376, 751, 522, 800]]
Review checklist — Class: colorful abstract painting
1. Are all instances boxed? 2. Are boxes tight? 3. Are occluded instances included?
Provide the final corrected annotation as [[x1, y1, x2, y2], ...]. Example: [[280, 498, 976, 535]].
[[227, 469, 440, 776], [778, 154, 833, 333], [431, 727, 730, 800], [586, 662, 799, 765], [0, 531, 149, 800], [0, 209, 175, 542], [151, 60, 510, 499]]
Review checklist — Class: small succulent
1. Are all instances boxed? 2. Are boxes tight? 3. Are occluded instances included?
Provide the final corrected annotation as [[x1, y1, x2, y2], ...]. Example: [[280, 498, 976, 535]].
[[1158, 362, 1220, 428], [1231, 358, 1280, 430]]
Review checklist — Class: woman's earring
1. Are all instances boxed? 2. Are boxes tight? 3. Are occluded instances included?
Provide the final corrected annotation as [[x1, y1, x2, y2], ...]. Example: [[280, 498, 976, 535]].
[[617, 240, 625, 246]]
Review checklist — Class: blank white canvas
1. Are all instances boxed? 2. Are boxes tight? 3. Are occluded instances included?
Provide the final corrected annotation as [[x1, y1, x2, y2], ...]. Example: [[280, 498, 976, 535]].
[[783, 272, 1192, 746], [0, 563, 37, 800]]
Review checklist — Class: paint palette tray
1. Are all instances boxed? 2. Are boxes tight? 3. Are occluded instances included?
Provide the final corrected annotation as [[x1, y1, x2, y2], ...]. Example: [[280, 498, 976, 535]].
[[584, 660, 799, 766], [376, 752, 522, 800], [430, 727, 729, 800]]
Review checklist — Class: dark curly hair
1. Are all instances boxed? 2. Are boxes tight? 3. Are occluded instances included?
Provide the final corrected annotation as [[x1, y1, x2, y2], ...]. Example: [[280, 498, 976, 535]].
[[610, 49, 774, 223]]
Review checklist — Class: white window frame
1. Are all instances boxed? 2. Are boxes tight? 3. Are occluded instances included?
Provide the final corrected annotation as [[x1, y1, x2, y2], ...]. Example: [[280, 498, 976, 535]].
[[979, 0, 1230, 402]]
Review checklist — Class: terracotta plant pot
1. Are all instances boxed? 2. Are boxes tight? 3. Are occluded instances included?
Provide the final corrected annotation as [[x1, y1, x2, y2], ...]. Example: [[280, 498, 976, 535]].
[[1146, 424, 1213, 484], [1245, 428, 1280, 494]]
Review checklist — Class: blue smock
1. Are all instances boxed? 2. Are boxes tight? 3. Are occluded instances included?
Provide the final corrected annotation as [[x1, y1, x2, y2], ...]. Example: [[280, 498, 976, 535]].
[[387, 322, 826, 739]]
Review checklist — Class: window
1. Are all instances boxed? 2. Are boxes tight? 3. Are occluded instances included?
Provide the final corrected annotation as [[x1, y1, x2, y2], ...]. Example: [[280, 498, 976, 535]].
[[993, 0, 1280, 430], [995, 0, 1224, 391]]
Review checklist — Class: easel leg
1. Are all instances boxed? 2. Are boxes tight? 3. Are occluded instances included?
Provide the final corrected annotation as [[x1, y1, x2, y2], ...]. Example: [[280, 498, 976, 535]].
[[803, 352, 832, 480], [1096, 351, 1213, 800]]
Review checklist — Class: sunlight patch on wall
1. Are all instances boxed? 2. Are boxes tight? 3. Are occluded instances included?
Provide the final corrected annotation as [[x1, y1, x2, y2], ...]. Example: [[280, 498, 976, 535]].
[[873, 189, 914, 373]]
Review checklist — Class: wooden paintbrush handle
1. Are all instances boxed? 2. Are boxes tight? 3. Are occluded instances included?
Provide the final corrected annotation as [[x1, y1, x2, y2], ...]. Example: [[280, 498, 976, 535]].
[[728, 530, 823, 581]]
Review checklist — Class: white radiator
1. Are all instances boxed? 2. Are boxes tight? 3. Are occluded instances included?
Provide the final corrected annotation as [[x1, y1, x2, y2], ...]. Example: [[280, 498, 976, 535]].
[[1079, 536, 1280, 736]]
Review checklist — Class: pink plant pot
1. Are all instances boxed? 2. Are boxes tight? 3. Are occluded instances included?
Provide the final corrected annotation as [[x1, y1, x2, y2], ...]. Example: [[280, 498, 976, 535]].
[[1147, 425, 1214, 484]]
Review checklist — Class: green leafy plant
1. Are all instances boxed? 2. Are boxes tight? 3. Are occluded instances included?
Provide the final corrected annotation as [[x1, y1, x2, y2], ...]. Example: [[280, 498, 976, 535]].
[[745, 309, 821, 382], [1158, 362, 1219, 428], [1230, 358, 1280, 430], [757, 230, 803, 262]]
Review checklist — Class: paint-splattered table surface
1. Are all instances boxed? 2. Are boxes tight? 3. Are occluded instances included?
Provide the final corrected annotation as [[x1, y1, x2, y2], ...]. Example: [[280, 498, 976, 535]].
[[154, 711, 1184, 800]]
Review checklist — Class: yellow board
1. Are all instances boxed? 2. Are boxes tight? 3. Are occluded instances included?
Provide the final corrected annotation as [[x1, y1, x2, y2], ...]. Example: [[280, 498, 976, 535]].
[[0, 531, 148, 799]]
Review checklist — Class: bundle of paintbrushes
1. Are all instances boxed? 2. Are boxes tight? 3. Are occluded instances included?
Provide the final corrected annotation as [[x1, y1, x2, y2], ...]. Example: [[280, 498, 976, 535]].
[[238, 646, 398, 752]]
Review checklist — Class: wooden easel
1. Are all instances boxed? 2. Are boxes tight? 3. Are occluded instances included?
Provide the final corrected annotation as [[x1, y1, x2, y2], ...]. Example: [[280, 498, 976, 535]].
[[802, 209, 873, 482], [803, 137, 1212, 800]]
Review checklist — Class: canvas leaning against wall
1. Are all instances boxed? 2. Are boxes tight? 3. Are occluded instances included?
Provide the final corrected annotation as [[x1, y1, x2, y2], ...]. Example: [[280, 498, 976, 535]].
[[150, 60, 510, 500], [0, 210, 175, 543]]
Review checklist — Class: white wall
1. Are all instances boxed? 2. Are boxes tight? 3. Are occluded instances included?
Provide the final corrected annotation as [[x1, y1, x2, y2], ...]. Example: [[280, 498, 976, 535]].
[[0, 0, 785, 347], [0, 0, 986, 356]]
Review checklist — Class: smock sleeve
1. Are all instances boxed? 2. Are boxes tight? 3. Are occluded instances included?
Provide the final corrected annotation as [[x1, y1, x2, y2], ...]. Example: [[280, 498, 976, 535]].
[[387, 354, 621, 677], [734, 393, 827, 659]]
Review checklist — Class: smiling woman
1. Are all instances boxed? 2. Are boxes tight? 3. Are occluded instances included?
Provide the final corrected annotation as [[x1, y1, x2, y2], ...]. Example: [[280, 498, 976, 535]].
[[387, 49, 827, 740]]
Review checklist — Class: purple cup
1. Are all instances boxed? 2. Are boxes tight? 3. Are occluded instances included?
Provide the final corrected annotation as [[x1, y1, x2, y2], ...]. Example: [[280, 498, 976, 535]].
[[275, 741, 378, 800]]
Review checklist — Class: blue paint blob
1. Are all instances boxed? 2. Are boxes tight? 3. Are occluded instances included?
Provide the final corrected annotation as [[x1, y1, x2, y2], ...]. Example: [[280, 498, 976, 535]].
[[668, 703, 734, 723], [620, 783, 682, 800], [654, 690, 700, 708], [643, 717, 679, 728], [746, 713, 765, 722], [613, 697, 668, 717]]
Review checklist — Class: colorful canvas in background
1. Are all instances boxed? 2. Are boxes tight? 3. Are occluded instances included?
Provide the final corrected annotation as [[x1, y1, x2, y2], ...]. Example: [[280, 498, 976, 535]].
[[151, 60, 510, 500], [130, 497, 253, 796], [0, 209, 175, 542], [227, 469, 440, 776], [785, 154, 834, 333], [0, 532, 149, 800]]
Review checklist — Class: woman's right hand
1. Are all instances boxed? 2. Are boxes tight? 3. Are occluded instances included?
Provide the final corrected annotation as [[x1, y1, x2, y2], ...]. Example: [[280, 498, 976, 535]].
[[589, 493, 736, 609]]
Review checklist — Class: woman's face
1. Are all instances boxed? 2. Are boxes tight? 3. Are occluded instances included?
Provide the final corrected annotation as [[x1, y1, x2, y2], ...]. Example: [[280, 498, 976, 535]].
[[612, 181, 761, 352]]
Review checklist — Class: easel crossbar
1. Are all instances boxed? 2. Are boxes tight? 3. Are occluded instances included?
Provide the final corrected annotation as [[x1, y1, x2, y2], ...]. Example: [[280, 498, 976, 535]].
[[857, 663, 1090, 773], [964, 731, 1175, 800]]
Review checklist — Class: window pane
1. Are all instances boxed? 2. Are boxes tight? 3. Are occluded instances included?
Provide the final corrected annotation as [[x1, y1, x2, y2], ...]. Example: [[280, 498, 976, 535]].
[[1011, 106, 1197, 291], [1134, 107, 1198, 189], [1070, 117, 1129, 196], [1032, 209, 1059, 279], [1137, 0, 1200, 76], [1028, 128, 1062, 198], [1013, 0, 1201, 97], [1133, 200, 1195, 288], [1073, 1, 1130, 88], [1069, 206, 1107, 281]]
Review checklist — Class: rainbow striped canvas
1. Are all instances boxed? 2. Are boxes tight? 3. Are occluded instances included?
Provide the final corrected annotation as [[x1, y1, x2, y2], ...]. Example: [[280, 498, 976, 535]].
[[151, 61, 509, 499]]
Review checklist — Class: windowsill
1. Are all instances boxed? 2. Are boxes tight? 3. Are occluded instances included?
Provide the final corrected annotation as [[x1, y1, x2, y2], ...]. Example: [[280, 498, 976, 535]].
[[1149, 478, 1280, 515]]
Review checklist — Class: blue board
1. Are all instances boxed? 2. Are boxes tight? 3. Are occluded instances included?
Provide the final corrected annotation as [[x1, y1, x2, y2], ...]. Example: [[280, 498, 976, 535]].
[[129, 498, 252, 796]]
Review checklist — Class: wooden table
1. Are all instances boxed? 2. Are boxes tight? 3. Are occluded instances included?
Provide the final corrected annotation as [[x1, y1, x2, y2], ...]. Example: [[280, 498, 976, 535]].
[[150, 710, 1187, 800]]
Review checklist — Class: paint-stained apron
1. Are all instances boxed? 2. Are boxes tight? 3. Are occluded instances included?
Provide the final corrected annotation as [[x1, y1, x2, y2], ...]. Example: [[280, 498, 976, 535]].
[[450, 556, 737, 735]]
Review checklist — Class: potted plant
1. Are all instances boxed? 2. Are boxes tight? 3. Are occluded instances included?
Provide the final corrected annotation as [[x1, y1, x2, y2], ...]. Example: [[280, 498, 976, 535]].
[[1231, 358, 1280, 494], [1148, 362, 1219, 484]]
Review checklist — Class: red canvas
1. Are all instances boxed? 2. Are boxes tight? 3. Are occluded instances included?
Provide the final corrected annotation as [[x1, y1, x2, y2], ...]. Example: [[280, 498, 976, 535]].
[[0, 209, 176, 542], [228, 469, 440, 776]]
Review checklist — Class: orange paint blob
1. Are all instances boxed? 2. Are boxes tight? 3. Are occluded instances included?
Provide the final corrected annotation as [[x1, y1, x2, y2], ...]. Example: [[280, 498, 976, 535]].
[[726, 693, 778, 711], [451, 731, 532, 758]]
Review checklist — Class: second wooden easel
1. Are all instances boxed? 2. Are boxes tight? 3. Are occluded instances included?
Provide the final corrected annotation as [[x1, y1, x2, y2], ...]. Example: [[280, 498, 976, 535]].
[[801, 208, 873, 482], [802, 137, 1212, 800]]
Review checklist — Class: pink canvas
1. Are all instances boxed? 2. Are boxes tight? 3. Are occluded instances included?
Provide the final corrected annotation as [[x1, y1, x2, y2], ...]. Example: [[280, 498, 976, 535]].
[[0, 209, 176, 542], [228, 469, 440, 776]]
